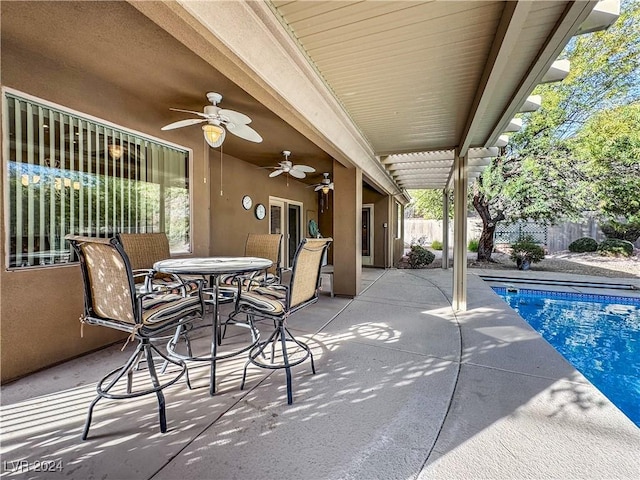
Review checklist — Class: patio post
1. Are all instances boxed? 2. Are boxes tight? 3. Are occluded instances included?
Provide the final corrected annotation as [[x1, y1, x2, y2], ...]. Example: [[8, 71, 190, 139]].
[[332, 163, 363, 297], [452, 151, 468, 311], [442, 188, 450, 270]]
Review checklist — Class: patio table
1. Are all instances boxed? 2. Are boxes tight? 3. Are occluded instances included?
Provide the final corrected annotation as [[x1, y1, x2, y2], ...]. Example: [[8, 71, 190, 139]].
[[154, 256, 272, 395]]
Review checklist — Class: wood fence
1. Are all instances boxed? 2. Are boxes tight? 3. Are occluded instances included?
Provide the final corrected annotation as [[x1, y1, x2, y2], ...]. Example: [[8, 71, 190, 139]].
[[405, 217, 608, 253]]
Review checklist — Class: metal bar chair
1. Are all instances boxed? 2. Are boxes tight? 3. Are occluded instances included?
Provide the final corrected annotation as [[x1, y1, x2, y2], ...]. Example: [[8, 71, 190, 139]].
[[235, 237, 332, 404], [67, 235, 205, 440]]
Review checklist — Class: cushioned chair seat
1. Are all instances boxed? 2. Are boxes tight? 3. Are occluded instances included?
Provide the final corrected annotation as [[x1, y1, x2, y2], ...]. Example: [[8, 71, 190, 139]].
[[236, 285, 287, 315], [220, 272, 277, 287], [144, 277, 201, 295], [141, 293, 203, 328]]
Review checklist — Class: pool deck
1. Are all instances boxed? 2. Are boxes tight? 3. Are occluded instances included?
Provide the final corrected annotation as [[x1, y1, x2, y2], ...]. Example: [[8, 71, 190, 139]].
[[1, 268, 639, 479]]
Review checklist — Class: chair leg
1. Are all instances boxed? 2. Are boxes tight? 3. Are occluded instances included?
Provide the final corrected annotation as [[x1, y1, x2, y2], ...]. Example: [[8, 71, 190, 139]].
[[240, 319, 316, 406], [128, 349, 145, 393], [82, 395, 100, 441], [279, 323, 293, 405], [82, 339, 188, 440], [144, 343, 167, 434], [82, 342, 144, 440], [161, 324, 186, 374], [240, 326, 280, 391], [284, 325, 316, 375]]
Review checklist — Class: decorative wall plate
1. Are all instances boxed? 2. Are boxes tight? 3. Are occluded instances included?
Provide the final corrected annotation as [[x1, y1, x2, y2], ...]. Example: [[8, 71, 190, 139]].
[[255, 203, 266, 220], [242, 195, 252, 210]]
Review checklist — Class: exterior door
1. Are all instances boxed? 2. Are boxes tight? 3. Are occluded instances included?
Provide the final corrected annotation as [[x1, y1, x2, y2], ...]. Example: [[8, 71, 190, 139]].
[[287, 203, 302, 266], [269, 197, 303, 269], [362, 204, 374, 266]]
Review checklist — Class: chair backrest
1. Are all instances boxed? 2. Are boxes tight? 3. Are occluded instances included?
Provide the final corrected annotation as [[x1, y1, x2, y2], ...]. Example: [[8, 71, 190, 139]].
[[245, 233, 283, 276], [118, 232, 172, 281], [288, 238, 333, 310], [67, 235, 137, 324]]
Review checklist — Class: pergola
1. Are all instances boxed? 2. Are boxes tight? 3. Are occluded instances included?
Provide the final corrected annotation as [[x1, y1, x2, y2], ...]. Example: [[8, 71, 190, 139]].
[[144, 0, 619, 309], [2, 0, 620, 312]]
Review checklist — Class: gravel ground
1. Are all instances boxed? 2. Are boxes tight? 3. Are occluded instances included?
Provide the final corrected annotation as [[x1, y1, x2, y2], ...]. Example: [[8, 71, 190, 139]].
[[415, 250, 640, 279]]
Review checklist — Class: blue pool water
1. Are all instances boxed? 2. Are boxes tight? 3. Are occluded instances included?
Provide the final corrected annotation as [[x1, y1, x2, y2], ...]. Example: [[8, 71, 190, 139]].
[[493, 287, 640, 427]]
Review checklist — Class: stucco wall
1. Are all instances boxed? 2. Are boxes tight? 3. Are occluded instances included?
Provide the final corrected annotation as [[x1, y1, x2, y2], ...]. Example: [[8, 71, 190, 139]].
[[0, 32, 317, 382], [209, 153, 317, 256], [363, 187, 390, 268]]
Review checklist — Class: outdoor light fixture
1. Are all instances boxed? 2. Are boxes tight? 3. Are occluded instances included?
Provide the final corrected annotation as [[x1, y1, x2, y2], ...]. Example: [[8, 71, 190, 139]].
[[202, 124, 226, 148], [108, 144, 124, 159]]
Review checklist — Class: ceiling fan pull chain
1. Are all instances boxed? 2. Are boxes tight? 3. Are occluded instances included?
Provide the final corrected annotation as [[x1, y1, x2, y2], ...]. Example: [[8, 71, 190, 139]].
[[220, 144, 224, 196]]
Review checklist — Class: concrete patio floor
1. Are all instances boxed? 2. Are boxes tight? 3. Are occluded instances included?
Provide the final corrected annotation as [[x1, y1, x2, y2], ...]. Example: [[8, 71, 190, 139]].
[[1, 268, 639, 479]]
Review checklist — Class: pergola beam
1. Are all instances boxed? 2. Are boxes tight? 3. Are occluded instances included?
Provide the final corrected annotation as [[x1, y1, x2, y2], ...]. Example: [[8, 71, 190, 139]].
[[483, 1, 598, 148], [458, 1, 533, 157]]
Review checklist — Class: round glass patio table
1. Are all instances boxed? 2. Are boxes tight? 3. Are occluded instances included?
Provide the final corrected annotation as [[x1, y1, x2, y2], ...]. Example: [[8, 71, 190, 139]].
[[154, 256, 272, 395]]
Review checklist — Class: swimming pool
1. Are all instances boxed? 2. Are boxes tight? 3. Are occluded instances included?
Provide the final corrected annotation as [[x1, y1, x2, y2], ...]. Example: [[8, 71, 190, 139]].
[[492, 287, 640, 427]]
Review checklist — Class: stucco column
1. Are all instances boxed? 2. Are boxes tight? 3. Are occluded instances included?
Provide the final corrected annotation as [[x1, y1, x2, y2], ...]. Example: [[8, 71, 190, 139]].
[[333, 162, 362, 297], [385, 195, 393, 268], [442, 189, 450, 270], [452, 152, 468, 311]]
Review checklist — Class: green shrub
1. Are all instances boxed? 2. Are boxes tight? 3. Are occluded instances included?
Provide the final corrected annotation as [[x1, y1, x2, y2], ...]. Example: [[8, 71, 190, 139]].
[[468, 238, 479, 252], [509, 235, 545, 270], [568, 237, 598, 253], [431, 240, 443, 250], [600, 221, 640, 243], [408, 244, 435, 269], [597, 238, 634, 257]]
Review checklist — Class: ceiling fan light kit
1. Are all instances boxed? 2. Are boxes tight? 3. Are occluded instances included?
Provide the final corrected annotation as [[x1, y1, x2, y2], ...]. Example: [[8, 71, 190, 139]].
[[313, 172, 334, 194], [202, 124, 225, 148], [108, 144, 124, 160], [161, 92, 262, 148]]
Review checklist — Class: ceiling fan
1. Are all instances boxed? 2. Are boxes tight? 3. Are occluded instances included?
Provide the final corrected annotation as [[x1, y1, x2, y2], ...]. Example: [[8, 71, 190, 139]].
[[311, 173, 334, 193], [160, 92, 262, 147], [268, 151, 315, 179]]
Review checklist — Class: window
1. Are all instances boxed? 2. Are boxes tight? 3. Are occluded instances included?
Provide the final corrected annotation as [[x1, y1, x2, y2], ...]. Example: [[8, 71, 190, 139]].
[[3, 90, 191, 269], [396, 202, 402, 239]]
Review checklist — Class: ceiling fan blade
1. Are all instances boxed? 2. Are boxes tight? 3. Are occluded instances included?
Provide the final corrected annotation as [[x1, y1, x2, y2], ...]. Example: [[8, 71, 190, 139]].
[[289, 169, 306, 179], [329, 183, 334, 189], [293, 164, 316, 173], [314, 185, 323, 191], [169, 108, 207, 118], [219, 109, 252, 125], [226, 123, 263, 143], [269, 170, 284, 178], [161, 118, 206, 130]]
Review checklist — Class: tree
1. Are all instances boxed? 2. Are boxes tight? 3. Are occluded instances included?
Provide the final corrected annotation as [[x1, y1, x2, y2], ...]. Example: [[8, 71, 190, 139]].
[[573, 103, 640, 223], [473, 0, 640, 261], [407, 189, 452, 220]]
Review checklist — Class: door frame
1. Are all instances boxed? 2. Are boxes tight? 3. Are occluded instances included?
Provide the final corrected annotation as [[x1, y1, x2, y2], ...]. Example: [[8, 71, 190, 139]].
[[362, 203, 374, 266], [269, 196, 304, 269]]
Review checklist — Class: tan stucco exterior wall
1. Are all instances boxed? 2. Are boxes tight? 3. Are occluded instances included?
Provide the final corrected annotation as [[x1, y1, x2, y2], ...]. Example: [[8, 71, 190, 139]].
[[0, 40, 211, 382], [362, 187, 391, 268], [0, 33, 319, 382], [208, 151, 318, 256], [393, 205, 406, 267], [0, 1, 401, 381]]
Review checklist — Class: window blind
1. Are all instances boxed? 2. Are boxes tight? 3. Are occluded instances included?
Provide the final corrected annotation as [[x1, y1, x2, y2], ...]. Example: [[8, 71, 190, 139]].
[[4, 92, 190, 268]]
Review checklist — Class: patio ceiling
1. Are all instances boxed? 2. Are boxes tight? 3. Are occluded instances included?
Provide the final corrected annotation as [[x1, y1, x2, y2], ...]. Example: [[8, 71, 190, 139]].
[[1, 1, 618, 196], [266, 0, 614, 191]]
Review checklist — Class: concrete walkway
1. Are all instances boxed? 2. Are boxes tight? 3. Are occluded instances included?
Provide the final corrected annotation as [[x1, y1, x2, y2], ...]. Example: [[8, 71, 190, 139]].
[[1, 268, 638, 479]]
